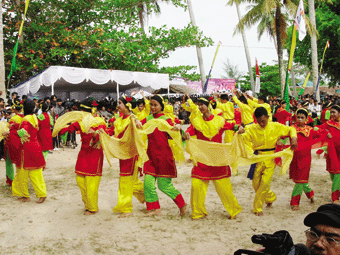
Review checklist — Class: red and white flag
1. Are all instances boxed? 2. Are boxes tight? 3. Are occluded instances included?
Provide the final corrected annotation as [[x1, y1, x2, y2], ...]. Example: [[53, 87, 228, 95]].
[[255, 58, 261, 93], [294, 0, 306, 41]]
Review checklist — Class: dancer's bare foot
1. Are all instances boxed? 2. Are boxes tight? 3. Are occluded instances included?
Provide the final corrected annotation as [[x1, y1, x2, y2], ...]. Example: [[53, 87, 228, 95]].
[[37, 197, 46, 204], [179, 204, 187, 218], [118, 212, 133, 218], [192, 216, 207, 221], [145, 209, 162, 217], [18, 197, 30, 202], [266, 203, 273, 209], [333, 200, 340, 205], [228, 215, 237, 220], [291, 205, 299, 211], [310, 197, 315, 203], [84, 210, 98, 215], [253, 211, 264, 216]]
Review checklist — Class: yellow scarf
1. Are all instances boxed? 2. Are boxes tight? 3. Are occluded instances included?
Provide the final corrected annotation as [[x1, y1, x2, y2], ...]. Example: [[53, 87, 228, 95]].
[[0, 121, 9, 141], [191, 114, 225, 140], [114, 115, 132, 137], [9, 114, 23, 124], [52, 111, 90, 137], [186, 133, 293, 176], [22, 115, 39, 129]]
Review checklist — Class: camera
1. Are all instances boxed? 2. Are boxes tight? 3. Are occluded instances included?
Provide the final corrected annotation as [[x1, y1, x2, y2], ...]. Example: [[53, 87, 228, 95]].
[[234, 230, 311, 255]]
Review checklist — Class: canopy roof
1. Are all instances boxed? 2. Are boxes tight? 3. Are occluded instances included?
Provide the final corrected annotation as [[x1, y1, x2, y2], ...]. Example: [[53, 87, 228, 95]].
[[10, 66, 169, 96]]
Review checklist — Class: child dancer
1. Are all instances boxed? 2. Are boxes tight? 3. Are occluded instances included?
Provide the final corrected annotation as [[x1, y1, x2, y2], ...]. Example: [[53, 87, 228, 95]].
[[184, 97, 242, 220], [59, 98, 106, 215], [241, 107, 297, 216], [11, 99, 47, 203], [110, 96, 145, 217], [214, 93, 235, 143], [37, 103, 54, 163], [141, 95, 186, 217], [289, 109, 327, 210], [274, 100, 292, 125], [319, 105, 340, 204], [3, 100, 23, 186]]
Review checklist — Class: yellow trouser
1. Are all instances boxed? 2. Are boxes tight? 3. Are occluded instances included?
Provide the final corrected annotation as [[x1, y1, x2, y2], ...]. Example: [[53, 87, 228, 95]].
[[76, 174, 101, 212], [224, 130, 234, 143], [12, 167, 47, 198], [113, 166, 145, 213], [191, 178, 242, 219], [252, 158, 277, 213]]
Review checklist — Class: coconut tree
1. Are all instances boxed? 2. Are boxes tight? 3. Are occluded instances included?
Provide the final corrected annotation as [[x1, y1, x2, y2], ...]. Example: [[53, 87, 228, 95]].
[[227, 0, 299, 96], [0, 3, 5, 98], [257, 12, 278, 54]]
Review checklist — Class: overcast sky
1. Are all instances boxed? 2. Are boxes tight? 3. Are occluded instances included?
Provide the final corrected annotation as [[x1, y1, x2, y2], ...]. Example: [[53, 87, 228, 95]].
[[147, 0, 280, 79]]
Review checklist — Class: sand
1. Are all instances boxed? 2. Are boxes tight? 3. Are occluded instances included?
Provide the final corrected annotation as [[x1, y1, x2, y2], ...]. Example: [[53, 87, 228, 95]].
[[0, 140, 333, 255]]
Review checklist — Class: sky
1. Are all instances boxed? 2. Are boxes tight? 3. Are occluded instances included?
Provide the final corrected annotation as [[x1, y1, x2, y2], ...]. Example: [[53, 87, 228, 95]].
[[147, 0, 280, 79]]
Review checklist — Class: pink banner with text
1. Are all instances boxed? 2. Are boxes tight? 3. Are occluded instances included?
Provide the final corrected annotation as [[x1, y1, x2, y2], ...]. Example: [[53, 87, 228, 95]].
[[186, 79, 235, 94]]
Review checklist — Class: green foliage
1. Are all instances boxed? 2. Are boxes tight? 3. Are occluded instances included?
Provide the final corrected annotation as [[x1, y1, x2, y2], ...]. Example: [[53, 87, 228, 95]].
[[221, 58, 244, 82], [290, 0, 340, 86], [239, 63, 282, 97], [3, 0, 213, 87]]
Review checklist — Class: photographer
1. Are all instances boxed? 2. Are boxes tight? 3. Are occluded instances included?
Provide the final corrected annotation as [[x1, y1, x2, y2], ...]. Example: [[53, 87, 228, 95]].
[[235, 204, 340, 255]]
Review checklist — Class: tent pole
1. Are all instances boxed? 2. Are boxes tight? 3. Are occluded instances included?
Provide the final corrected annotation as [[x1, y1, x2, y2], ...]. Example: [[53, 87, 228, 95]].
[[117, 83, 119, 101], [52, 83, 54, 96]]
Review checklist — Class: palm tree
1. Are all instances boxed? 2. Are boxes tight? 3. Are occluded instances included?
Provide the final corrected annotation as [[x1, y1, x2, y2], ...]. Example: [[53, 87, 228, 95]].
[[187, 0, 206, 89], [257, 12, 278, 54], [235, 3, 255, 93], [0, 3, 6, 98], [228, 0, 299, 96]]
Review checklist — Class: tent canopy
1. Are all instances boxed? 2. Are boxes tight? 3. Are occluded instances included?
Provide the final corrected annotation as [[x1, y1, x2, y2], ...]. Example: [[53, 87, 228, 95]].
[[10, 66, 169, 99]]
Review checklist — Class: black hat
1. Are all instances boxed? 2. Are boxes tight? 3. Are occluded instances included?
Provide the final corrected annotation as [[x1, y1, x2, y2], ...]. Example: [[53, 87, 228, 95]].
[[304, 204, 340, 228]]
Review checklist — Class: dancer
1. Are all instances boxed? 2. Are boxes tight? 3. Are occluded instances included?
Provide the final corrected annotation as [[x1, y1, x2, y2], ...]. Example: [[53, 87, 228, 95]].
[[11, 99, 47, 203], [241, 107, 297, 216], [3, 100, 23, 186], [214, 92, 235, 143], [289, 109, 327, 210], [232, 90, 254, 126], [319, 105, 340, 204], [37, 103, 54, 163], [184, 97, 242, 220], [59, 98, 106, 215], [244, 94, 272, 121], [111, 96, 145, 217], [141, 95, 186, 217], [132, 91, 150, 121], [274, 100, 292, 125]]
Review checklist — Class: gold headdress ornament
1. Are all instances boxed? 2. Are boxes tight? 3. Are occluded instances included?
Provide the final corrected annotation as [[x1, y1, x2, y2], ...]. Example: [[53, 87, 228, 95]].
[[296, 108, 309, 116], [198, 97, 209, 103], [122, 95, 133, 111], [80, 104, 91, 109]]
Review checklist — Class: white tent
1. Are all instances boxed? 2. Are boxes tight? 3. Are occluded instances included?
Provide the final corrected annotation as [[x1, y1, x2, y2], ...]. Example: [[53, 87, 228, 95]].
[[10, 66, 169, 100]]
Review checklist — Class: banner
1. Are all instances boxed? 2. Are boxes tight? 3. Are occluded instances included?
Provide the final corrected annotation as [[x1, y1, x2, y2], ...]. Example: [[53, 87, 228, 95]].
[[203, 41, 222, 93], [255, 58, 260, 93], [187, 79, 235, 94], [294, 0, 306, 41]]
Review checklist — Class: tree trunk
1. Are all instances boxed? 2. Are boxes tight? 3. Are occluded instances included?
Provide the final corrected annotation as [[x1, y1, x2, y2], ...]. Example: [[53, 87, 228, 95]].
[[138, 2, 146, 34], [0, 3, 6, 99], [236, 4, 255, 93], [275, 6, 285, 97], [187, 0, 206, 91], [308, 0, 319, 101]]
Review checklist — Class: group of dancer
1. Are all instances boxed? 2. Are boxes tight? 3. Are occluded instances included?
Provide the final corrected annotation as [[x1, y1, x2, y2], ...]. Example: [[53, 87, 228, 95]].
[[1, 90, 340, 221]]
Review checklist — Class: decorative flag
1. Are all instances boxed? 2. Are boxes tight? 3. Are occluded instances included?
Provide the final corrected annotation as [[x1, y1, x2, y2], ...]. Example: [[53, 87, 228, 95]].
[[203, 41, 222, 93], [294, 0, 306, 41], [288, 27, 297, 71], [296, 72, 310, 99], [8, 0, 30, 80], [255, 58, 260, 93], [284, 70, 290, 111], [315, 40, 330, 99]]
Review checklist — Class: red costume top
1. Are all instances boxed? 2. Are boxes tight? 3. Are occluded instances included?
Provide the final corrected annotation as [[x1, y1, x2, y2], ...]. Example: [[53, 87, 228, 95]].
[[234, 108, 242, 125], [141, 113, 177, 178], [61, 119, 106, 176], [289, 125, 325, 183], [319, 120, 340, 174], [186, 115, 236, 180], [5, 114, 23, 165], [37, 112, 54, 151], [274, 107, 292, 124], [17, 115, 46, 170], [320, 108, 330, 124], [115, 114, 138, 176]]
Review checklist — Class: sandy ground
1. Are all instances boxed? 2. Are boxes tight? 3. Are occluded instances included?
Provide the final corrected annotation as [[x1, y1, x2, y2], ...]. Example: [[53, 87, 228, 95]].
[[0, 136, 333, 255]]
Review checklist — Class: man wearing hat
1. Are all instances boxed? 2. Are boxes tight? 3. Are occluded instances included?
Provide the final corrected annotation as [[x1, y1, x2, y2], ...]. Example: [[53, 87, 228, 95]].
[[304, 203, 340, 255]]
